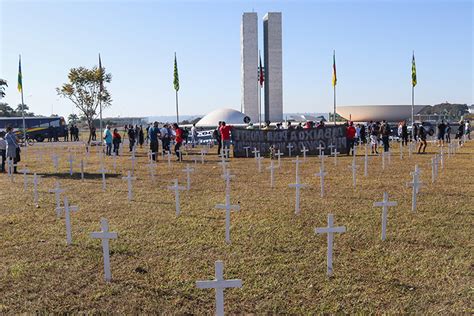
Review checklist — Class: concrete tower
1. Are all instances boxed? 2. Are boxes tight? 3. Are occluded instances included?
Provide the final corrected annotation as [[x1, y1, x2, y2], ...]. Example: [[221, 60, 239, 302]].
[[241, 12, 258, 123], [263, 12, 283, 122]]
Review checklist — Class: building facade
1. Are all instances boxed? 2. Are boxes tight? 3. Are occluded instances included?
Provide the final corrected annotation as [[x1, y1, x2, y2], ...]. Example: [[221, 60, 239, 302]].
[[241, 12, 259, 123]]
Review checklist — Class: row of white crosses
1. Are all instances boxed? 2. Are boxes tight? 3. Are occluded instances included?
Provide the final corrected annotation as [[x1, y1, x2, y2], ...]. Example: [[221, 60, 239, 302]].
[[216, 169, 239, 244]]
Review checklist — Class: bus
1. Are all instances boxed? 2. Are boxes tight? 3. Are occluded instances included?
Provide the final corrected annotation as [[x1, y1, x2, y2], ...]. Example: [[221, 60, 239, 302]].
[[0, 116, 67, 142]]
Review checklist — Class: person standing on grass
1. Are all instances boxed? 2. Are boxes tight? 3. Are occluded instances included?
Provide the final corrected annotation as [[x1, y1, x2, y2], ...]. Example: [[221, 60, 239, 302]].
[[0, 132, 6, 173], [213, 121, 222, 156], [191, 123, 197, 148], [381, 120, 391, 152], [103, 125, 113, 156], [112, 128, 121, 156], [138, 125, 144, 148], [417, 125, 427, 154], [370, 121, 380, 154], [445, 122, 451, 144], [346, 121, 356, 156], [128, 125, 136, 152], [465, 120, 471, 140], [219, 121, 233, 158], [149, 121, 161, 161], [401, 121, 409, 146], [172, 123, 183, 161], [5, 126, 19, 173], [91, 126, 97, 141], [437, 120, 446, 147]]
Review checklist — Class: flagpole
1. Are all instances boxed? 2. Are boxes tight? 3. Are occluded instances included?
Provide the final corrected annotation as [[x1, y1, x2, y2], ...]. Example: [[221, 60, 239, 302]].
[[98, 54, 103, 143], [175, 90, 179, 124], [411, 51, 415, 140], [19, 55, 27, 145], [333, 85, 336, 126]]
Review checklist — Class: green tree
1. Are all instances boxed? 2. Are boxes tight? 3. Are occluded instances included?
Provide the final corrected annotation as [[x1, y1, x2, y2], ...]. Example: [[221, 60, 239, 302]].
[[0, 103, 15, 116], [0, 79, 7, 98], [68, 113, 79, 124], [57, 66, 112, 143]]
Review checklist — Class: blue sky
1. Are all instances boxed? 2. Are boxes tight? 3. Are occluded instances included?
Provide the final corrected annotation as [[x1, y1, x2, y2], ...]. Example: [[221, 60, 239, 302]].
[[0, 0, 472, 119]]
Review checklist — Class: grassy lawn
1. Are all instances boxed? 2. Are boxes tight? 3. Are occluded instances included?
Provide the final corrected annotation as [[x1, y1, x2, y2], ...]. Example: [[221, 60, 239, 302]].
[[1, 139, 472, 313]]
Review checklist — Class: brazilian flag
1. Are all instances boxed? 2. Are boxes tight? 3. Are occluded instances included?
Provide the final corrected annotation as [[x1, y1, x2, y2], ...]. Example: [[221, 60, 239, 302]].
[[173, 53, 179, 92], [412, 53, 417, 87], [18, 55, 22, 92]]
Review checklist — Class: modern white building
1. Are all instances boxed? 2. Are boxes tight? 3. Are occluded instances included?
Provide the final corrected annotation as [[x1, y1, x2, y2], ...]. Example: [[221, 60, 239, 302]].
[[241, 12, 259, 123], [263, 12, 283, 122]]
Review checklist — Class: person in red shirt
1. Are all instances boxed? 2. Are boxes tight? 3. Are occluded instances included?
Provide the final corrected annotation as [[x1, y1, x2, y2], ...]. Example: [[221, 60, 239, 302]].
[[172, 123, 183, 161], [219, 121, 233, 158], [346, 121, 357, 156]]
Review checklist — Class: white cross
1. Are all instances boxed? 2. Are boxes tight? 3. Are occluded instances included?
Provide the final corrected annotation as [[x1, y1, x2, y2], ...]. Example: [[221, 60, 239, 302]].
[[192, 156, 199, 165], [196, 260, 242, 316], [200, 149, 206, 164], [327, 143, 335, 154], [289, 178, 307, 215], [222, 169, 235, 194], [319, 154, 326, 171], [55, 196, 79, 245], [18, 167, 30, 192], [348, 159, 358, 188], [6, 159, 15, 182], [364, 144, 369, 177], [33, 173, 39, 207], [182, 164, 195, 190], [215, 190, 240, 244], [316, 144, 325, 157], [439, 148, 444, 169], [113, 151, 117, 172], [286, 143, 294, 157], [90, 218, 118, 282], [167, 151, 172, 167], [291, 156, 302, 182], [381, 151, 386, 170], [252, 147, 259, 159], [218, 156, 229, 174], [147, 162, 156, 183], [373, 192, 397, 241], [130, 154, 137, 176], [399, 141, 403, 160], [430, 156, 437, 183], [122, 171, 136, 201], [301, 146, 309, 161], [266, 160, 278, 188], [315, 213, 346, 277], [68, 153, 74, 176], [52, 154, 59, 172], [168, 179, 186, 216], [98, 165, 108, 191], [243, 146, 251, 158], [49, 181, 65, 217], [314, 166, 328, 198], [331, 147, 339, 166], [80, 159, 85, 181], [256, 153, 264, 173], [406, 167, 423, 212], [275, 149, 283, 168]]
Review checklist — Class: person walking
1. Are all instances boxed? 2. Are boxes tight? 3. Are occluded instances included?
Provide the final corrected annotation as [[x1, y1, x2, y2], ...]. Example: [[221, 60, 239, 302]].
[[112, 128, 121, 156], [381, 120, 391, 152], [437, 120, 446, 147], [346, 121, 356, 156], [103, 125, 113, 156], [149, 121, 160, 161], [5, 126, 19, 173], [370, 121, 380, 154], [172, 123, 183, 161], [417, 125, 427, 154], [138, 125, 145, 148], [0, 132, 6, 173], [219, 121, 233, 158]]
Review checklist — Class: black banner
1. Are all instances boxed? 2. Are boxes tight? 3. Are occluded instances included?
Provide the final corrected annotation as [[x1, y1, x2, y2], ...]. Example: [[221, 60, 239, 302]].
[[232, 126, 348, 157]]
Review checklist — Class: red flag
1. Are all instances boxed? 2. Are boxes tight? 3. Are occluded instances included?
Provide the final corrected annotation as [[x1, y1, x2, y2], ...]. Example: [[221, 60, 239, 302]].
[[259, 53, 264, 87]]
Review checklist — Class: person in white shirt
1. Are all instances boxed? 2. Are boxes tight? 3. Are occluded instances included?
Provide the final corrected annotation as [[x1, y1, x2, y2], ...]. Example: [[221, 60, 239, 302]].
[[190, 123, 197, 148]]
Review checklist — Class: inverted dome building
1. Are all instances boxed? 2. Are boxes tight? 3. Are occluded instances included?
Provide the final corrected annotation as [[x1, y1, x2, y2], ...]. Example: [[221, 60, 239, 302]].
[[337, 105, 429, 122], [196, 108, 250, 127]]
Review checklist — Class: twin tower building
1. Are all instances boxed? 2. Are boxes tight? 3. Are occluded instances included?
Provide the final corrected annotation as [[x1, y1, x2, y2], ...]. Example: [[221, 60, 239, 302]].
[[241, 12, 283, 123]]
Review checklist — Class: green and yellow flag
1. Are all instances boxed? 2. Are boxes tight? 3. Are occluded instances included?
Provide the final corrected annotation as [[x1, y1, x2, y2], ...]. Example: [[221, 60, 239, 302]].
[[17, 55, 22, 92], [332, 50, 337, 87], [173, 53, 179, 92], [412, 52, 417, 87]]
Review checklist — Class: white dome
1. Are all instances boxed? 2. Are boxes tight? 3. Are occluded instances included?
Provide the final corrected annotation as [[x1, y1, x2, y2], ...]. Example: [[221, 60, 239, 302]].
[[338, 105, 428, 122], [196, 108, 250, 127]]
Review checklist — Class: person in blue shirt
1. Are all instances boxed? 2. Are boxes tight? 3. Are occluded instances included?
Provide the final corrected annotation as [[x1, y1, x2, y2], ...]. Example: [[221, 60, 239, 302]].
[[103, 125, 113, 156], [148, 121, 161, 161]]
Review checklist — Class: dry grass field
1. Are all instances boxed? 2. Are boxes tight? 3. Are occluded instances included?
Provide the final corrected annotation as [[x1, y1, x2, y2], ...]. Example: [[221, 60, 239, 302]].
[[1, 138, 473, 313]]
